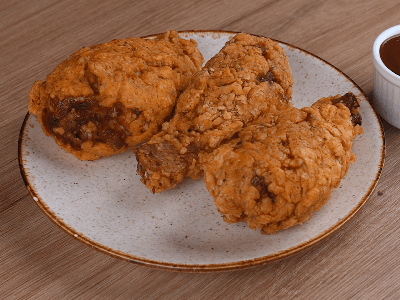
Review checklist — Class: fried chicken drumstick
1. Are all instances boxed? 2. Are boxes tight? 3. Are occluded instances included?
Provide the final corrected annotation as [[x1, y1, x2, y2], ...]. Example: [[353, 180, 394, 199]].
[[135, 33, 294, 193], [200, 93, 363, 234], [28, 31, 203, 160]]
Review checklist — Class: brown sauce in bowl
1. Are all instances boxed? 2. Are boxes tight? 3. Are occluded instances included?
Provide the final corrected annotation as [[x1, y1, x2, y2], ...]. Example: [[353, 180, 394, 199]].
[[380, 34, 400, 76]]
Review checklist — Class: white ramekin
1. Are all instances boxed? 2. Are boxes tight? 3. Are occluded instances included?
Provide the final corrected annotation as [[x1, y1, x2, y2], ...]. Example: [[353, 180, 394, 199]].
[[372, 25, 400, 128]]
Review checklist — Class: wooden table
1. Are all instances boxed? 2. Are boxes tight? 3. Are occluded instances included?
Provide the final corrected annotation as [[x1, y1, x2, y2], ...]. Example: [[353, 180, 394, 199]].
[[1, 0, 400, 298]]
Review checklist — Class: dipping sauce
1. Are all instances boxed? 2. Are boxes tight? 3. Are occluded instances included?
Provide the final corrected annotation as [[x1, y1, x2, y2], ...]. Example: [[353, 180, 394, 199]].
[[380, 34, 400, 76]]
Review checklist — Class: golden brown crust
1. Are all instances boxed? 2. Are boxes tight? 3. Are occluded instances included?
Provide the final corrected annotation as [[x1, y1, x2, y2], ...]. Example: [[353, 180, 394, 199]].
[[200, 93, 363, 234], [135, 33, 293, 192], [28, 30, 204, 160]]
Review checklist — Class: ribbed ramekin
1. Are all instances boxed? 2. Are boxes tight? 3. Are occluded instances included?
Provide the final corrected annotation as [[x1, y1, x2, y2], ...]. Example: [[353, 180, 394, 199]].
[[372, 25, 400, 128]]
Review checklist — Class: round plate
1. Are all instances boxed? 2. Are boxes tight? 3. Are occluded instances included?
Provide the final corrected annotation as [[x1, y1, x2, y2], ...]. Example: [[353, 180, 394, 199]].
[[19, 31, 385, 272]]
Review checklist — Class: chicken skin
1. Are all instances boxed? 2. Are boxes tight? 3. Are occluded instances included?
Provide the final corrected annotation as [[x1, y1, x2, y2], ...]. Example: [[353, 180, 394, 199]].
[[200, 93, 363, 234], [135, 33, 293, 192]]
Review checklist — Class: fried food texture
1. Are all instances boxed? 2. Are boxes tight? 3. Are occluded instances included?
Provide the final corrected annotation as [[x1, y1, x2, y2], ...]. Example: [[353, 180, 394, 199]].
[[135, 33, 293, 193], [28, 31, 204, 160], [200, 93, 363, 234]]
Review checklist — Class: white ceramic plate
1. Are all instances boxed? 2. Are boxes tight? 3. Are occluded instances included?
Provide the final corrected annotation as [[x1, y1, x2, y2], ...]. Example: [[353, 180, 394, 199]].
[[19, 31, 384, 272]]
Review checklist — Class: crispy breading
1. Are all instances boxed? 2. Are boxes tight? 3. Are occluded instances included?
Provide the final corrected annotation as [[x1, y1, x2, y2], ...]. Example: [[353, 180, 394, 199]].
[[135, 33, 293, 192], [200, 93, 363, 234], [28, 31, 204, 160]]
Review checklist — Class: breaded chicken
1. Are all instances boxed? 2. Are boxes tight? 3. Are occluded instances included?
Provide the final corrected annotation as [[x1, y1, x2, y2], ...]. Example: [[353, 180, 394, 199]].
[[135, 33, 293, 192], [200, 93, 363, 234], [28, 31, 203, 160]]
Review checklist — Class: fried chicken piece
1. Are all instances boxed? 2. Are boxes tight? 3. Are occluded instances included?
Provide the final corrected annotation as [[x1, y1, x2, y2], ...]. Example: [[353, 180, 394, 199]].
[[200, 93, 363, 234], [28, 31, 204, 160], [135, 33, 293, 192]]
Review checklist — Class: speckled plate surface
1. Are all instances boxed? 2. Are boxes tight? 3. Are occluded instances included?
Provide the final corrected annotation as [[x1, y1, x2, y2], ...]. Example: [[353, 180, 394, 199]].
[[19, 31, 384, 272]]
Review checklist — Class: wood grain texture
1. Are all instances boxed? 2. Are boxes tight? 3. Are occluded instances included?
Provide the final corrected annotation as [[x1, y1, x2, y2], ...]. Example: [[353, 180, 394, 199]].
[[1, 0, 399, 299]]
